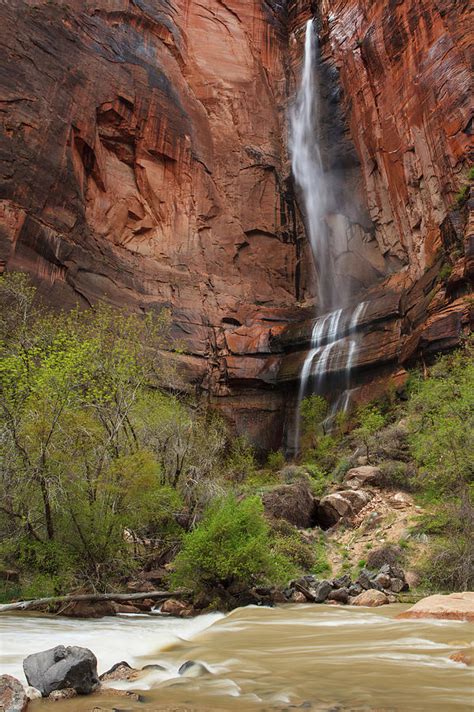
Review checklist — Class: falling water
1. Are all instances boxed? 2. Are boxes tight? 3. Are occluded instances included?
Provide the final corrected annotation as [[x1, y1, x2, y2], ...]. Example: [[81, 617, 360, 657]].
[[289, 17, 334, 310], [290, 19, 368, 453]]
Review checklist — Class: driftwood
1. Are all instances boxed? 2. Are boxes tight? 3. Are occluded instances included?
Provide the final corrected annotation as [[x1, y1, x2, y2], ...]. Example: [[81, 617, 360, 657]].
[[0, 590, 184, 613]]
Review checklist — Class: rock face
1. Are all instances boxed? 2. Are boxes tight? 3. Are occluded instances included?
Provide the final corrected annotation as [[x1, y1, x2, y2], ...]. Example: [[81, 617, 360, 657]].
[[23, 645, 100, 697], [398, 592, 474, 622], [0, 0, 472, 448], [0, 675, 28, 712]]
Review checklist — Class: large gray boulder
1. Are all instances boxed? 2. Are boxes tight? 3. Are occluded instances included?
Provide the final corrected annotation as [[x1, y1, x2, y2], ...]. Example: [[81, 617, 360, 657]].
[[23, 645, 99, 697]]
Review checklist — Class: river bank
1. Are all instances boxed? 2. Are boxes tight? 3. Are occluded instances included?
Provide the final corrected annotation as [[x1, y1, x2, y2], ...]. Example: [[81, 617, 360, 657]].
[[2, 604, 473, 712]]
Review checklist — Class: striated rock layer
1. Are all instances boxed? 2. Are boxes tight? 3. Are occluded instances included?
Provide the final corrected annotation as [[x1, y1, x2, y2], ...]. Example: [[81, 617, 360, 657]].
[[0, 0, 472, 449]]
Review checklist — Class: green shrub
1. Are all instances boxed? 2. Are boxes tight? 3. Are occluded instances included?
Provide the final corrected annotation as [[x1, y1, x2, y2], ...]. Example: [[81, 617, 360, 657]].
[[266, 450, 286, 471], [303, 463, 330, 498], [225, 437, 257, 482], [312, 535, 331, 577], [271, 520, 315, 571], [438, 263, 453, 281], [171, 495, 296, 599], [352, 405, 386, 462]]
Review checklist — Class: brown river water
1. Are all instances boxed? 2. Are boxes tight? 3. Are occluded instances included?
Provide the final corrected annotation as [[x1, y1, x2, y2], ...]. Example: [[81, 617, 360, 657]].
[[1, 604, 473, 711]]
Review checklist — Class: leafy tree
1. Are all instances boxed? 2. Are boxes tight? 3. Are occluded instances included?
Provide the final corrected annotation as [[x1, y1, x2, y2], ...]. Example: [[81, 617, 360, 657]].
[[171, 494, 296, 600], [407, 342, 474, 591], [0, 273, 228, 590], [352, 405, 385, 462]]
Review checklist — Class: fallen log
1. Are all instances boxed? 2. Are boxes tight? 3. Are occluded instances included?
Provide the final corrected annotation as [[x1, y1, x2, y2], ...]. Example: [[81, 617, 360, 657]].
[[0, 590, 185, 613]]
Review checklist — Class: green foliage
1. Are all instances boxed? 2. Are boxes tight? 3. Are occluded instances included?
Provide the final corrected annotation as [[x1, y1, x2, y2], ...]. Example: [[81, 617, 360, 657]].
[[406, 343, 474, 591], [438, 263, 453, 281], [312, 535, 331, 577], [303, 463, 330, 498], [271, 519, 315, 571], [453, 183, 469, 207], [224, 437, 257, 483], [266, 450, 286, 472], [352, 405, 386, 462], [0, 273, 229, 593], [171, 495, 296, 598], [300, 395, 328, 433], [407, 344, 474, 495]]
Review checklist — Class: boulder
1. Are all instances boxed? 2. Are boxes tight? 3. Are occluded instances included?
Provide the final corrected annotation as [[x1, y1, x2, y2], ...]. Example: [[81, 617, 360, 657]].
[[160, 599, 194, 617], [99, 662, 140, 682], [327, 587, 350, 604], [313, 580, 332, 603], [374, 573, 391, 590], [450, 649, 474, 666], [390, 577, 405, 593], [351, 590, 389, 607], [25, 687, 41, 701], [316, 490, 371, 528], [112, 602, 141, 614], [49, 688, 77, 701], [344, 466, 382, 488], [332, 574, 352, 589], [0, 675, 28, 712], [290, 591, 307, 603], [348, 583, 363, 597], [397, 593, 474, 622], [357, 569, 373, 590], [178, 661, 210, 678], [262, 479, 316, 528], [23, 645, 99, 697]]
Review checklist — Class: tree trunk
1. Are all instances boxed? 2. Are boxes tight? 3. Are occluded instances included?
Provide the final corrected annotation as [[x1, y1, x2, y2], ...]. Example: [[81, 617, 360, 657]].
[[0, 589, 185, 613]]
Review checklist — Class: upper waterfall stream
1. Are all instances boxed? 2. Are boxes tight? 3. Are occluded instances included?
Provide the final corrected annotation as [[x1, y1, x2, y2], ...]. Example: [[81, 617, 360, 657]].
[[290, 19, 368, 450], [2, 607, 473, 711]]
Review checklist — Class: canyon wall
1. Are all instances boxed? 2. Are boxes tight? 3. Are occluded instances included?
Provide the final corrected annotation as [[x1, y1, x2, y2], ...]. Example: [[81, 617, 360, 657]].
[[0, 0, 472, 449]]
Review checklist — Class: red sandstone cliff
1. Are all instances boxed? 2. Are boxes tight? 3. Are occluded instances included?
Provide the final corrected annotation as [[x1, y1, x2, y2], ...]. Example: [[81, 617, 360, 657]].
[[0, 0, 472, 448]]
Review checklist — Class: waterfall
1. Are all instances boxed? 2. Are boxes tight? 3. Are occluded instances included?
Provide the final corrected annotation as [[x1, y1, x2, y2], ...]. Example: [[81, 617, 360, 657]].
[[289, 17, 333, 310], [290, 19, 368, 454]]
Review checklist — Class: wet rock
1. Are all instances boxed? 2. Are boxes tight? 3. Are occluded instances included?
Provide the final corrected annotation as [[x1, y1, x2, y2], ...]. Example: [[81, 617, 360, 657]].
[[262, 479, 317, 528], [332, 574, 351, 589], [357, 569, 373, 590], [49, 687, 77, 700], [344, 466, 382, 488], [160, 599, 194, 617], [60, 600, 116, 618], [348, 583, 363, 597], [100, 662, 140, 682], [397, 593, 474, 622], [291, 591, 307, 604], [313, 580, 332, 603], [390, 578, 405, 593], [374, 573, 391, 590], [25, 686, 41, 701], [351, 590, 389, 607], [327, 588, 350, 604], [178, 661, 210, 678], [23, 645, 99, 697], [141, 664, 166, 672], [271, 590, 287, 604], [112, 602, 141, 614], [0, 675, 28, 712], [450, 649, 474, 666]]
